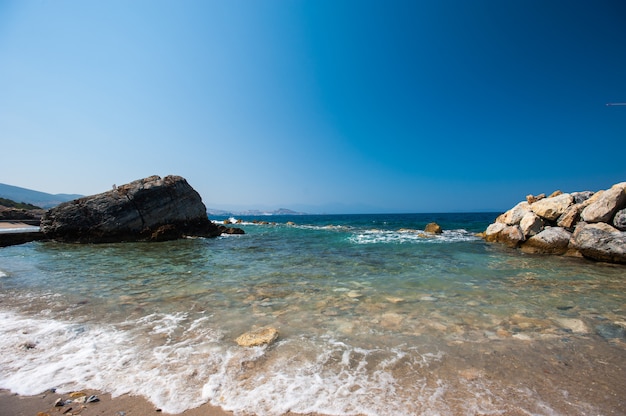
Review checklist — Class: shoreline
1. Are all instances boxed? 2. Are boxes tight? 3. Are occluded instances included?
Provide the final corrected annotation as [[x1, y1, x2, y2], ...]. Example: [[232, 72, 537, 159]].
[[0, 389, 334, 416], [0, 388, 235, 416]]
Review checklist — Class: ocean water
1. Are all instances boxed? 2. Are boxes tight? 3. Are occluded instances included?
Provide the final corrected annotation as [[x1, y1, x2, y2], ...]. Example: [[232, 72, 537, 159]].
[[1, 213, 625, 415]]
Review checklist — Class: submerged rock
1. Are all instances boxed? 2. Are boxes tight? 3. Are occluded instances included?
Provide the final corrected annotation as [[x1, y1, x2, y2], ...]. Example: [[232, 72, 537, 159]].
[[235, 327, 279, 347], [40, 175, 235, 243], [595, 323, 626, 340]]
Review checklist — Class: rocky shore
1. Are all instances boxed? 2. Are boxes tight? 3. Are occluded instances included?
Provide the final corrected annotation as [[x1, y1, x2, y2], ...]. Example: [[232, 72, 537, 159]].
[[1, 175, 243, 247], [483, 182, 626, 264]]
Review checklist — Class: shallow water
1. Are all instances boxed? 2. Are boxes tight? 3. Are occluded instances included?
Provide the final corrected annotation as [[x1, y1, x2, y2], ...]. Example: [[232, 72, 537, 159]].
[[0, 213, 625, 415]]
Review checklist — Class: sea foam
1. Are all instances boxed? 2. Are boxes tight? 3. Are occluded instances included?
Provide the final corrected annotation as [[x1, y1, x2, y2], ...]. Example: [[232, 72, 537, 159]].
[[0, 309, 460, 415]]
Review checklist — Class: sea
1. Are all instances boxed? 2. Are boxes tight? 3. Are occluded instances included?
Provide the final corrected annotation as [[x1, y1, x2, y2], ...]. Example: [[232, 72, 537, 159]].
[[1, 213, 625, 416]]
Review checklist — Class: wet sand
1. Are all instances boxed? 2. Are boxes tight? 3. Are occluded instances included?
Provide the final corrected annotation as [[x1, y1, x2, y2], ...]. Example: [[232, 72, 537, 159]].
[[0, 389, 233, 416]]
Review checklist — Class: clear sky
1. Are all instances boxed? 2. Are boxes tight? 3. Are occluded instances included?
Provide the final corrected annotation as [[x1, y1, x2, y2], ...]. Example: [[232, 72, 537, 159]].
[[1, 0, 625, 213]]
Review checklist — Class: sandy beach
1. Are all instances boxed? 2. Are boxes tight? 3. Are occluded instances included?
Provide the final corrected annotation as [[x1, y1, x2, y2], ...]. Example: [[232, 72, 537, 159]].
[[0, 222, 38, 230], [0, 389, 234, 416]]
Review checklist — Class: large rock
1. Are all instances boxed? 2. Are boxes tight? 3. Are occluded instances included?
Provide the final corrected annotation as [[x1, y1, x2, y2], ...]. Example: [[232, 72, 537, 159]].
[[521, 227, 572, 255], [571, 191, 594, 205], [530, 193, 573, 221], [484, 224, 524, 248], [495, 202, 531, 225], [519, 212, 544, 238], [581, 183, 626, 223], [614, 208, 626, 231], [557, 203, 584, 230], [572, 222, 626, 264], [40, 175, 225, 243]]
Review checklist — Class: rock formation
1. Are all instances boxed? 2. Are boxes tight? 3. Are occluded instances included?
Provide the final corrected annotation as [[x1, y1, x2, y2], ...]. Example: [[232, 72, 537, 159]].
[[483, 182, 626, 264], [41, 175, 242, 243]]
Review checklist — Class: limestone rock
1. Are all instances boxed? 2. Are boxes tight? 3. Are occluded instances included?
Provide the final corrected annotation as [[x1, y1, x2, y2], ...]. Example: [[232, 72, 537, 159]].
[[572, 222, 626, 264], [496, 202, 531, 225], [235, 327, 279, 347], [530, 193, 574, 221], [557, 203, 584, 230], [521, 227, 572, 255], [519, 212, 544, 238], [581, 183, 626, 223], [424, 222, 443, 234], [484, 223, 506, 242], [614, 208, 626, 231], [41, 175, 224, 243], [526, 194, 545, 204], [486, 224, 525, 248]]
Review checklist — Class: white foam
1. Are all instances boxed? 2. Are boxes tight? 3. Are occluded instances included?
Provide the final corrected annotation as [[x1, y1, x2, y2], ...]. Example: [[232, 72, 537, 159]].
[[0, 270, 7, 278], [349, 229, 479, 245], [0, 308, 560, 416]]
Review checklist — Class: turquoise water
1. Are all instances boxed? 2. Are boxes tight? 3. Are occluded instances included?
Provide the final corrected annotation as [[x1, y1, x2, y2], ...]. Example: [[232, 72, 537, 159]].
[[0, 213, 625, 415]]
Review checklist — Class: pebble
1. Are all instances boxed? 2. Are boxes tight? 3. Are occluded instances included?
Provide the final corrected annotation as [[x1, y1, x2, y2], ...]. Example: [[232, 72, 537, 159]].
[[555, 318, 588, 334], [595, 323, 626, 340], [419, 296, 438, 302]]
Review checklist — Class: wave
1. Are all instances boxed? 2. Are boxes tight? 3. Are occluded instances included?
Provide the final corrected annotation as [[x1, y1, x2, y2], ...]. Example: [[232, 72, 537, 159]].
[[0, 308, 493, 416], [348, 229, 479, 245]]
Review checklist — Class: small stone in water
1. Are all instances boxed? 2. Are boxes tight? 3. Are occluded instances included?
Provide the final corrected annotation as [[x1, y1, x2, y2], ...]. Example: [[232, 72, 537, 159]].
[[236, 327, 279, 347], [419, 296, 438, 302], [555, 318, 588, 334], [595, 323, 626, 340]]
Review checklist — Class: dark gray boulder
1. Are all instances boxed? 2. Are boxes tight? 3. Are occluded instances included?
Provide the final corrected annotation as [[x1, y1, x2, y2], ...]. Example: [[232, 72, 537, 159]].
[[572, 223, 626, 264], [41, 175, 228, 243]]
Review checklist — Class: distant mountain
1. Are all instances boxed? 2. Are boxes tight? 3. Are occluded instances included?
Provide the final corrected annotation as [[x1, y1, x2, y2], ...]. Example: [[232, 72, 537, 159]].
[[206, 207, 308, 216], [0, 183, 82, 209]]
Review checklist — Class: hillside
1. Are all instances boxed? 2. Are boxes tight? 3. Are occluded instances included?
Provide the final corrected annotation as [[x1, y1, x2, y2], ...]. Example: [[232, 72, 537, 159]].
[[0, 183, 82, 209]]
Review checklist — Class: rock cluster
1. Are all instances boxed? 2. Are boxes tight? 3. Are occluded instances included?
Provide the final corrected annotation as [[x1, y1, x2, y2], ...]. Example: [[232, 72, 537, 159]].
[[483, 182, 626, 264], [41, 175, 241, 243]]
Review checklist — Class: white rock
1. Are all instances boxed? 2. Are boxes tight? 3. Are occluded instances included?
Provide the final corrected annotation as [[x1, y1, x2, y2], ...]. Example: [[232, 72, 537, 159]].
[[530, 193, 574, 221], [581, 183, 626, 223]]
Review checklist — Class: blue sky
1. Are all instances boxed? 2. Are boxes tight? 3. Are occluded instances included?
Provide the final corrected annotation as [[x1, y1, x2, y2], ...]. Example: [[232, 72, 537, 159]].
[[1, 0, 625, 213]]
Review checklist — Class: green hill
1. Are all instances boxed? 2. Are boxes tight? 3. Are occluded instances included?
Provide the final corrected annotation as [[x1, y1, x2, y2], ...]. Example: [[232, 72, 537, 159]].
[[0, 183, 82, 209]]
